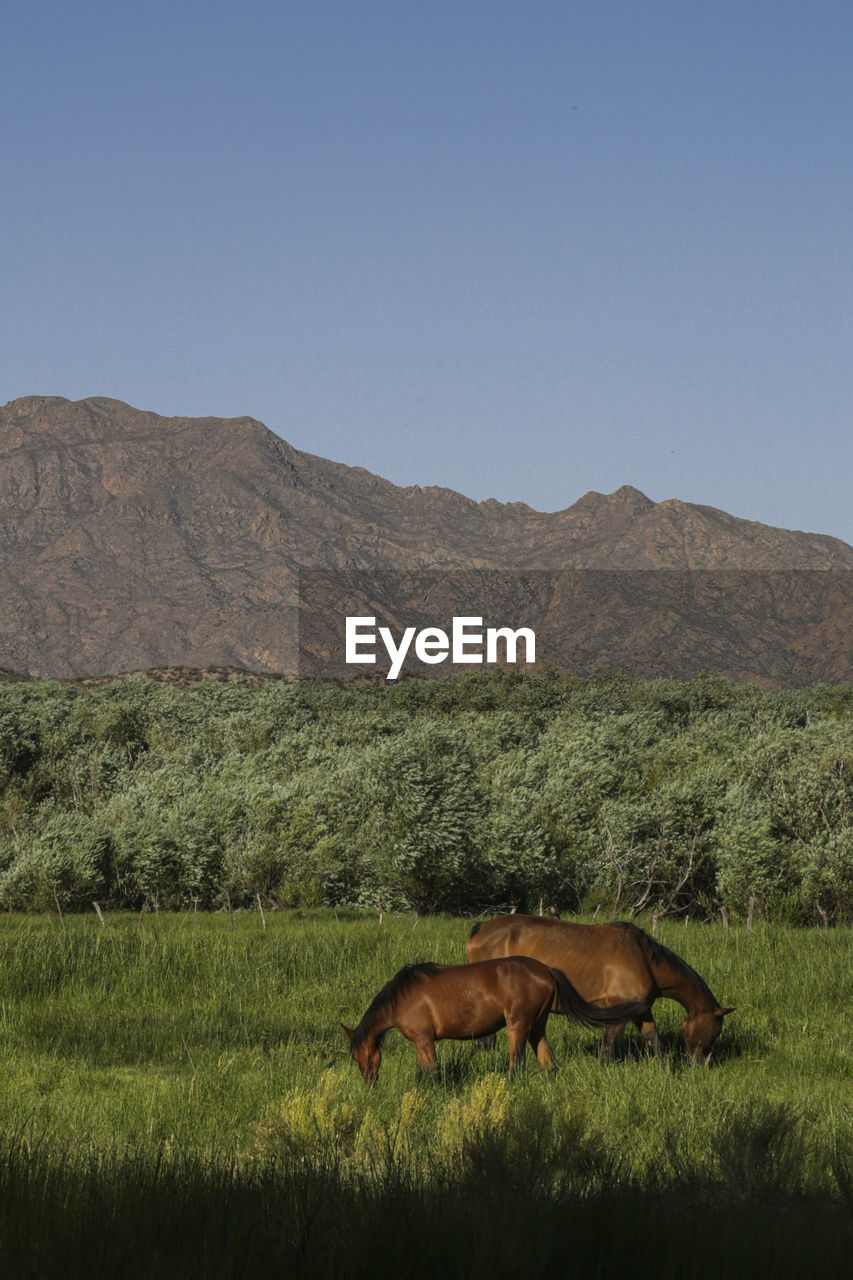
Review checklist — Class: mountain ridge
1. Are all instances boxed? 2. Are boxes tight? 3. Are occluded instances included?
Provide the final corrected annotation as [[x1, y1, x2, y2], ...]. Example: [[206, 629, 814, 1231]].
[[1, 395, 851, 681]]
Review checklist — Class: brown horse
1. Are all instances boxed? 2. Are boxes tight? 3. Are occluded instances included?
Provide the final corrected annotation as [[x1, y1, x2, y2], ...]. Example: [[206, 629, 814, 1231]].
[[342, 957, 649, 1084], [467, 915, 734, 1061]]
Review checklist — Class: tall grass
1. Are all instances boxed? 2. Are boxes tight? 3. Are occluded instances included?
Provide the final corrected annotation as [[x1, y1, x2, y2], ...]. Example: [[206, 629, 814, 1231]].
[[1, 910, 851, 1276]]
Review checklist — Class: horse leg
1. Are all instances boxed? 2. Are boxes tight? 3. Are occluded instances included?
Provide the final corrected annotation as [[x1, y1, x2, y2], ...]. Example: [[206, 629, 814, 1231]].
[[599, 1018, 629, 1061], [633, 1015, 662, 1058], [506, 1019, 529, 1076], [528, 1013, 557, 1075], [413, 1034, 437, 1075]]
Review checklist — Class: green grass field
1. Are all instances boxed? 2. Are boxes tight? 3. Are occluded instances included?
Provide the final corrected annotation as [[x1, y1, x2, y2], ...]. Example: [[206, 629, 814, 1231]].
[[1, 909, 851, 1278]]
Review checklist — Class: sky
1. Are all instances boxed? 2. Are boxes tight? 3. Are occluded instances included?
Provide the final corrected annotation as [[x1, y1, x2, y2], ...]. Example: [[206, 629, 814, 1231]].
[[2, 1, 852, 545]]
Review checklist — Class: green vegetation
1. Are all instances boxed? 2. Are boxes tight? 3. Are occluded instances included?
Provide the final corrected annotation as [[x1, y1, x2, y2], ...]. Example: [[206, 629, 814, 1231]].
[[0, 910, 851, 1277], [1, 670, 851, 922], [2, 672, 849, 1272]]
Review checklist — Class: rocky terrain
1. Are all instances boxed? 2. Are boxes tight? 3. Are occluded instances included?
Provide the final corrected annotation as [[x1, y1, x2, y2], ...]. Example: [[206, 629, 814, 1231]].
[[1, 395, 851, 683]]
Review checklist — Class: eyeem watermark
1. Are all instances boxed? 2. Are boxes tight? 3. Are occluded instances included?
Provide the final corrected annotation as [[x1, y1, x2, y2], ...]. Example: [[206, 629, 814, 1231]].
[[346, 616, 536, 680]]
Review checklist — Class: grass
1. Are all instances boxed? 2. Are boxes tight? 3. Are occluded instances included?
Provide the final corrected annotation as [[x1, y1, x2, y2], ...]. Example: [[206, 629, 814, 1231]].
[[0, 908, 851, 1277]]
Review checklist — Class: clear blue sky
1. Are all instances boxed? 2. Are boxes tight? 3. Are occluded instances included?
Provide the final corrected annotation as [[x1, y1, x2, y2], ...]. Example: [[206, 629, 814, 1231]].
[[3, 1, 852, 544]]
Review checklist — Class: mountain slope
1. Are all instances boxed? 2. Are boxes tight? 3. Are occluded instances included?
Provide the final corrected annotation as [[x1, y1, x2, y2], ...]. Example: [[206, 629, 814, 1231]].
[[1, 395, 851, 680]]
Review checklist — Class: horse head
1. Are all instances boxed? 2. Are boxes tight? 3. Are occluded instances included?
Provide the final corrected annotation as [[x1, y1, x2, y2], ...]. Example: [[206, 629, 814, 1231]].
[[341, 1023, 381, 1084], [680, 1005, 735, 1062]]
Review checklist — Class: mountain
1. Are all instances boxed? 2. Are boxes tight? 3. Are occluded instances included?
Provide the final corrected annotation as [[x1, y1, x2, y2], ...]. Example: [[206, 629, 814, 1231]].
[[1, 395, 851, 682]]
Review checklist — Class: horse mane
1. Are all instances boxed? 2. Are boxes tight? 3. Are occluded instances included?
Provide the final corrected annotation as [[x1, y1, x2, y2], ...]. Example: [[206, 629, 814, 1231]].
[[642, 932, 717, 1004], [468, 921, 482, 940], [350, 963, 442, 1051]]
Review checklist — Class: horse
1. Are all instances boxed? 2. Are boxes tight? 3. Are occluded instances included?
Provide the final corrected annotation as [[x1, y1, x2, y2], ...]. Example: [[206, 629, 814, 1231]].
[[342, 957, 649, 1084], [467, 915, 734, 1061]]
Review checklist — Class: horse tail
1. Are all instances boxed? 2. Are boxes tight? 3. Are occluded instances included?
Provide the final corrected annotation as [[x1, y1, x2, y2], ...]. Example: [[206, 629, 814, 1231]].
[[468, 921, 482, 940], [548, 966, 648, 1028]]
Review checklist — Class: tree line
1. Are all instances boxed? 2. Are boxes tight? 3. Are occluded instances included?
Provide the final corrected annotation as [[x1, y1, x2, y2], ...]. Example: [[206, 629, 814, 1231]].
[[0, 669, 850, 923]]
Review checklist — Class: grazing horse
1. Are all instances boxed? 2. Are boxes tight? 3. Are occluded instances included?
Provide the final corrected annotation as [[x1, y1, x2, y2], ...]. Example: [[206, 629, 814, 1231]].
[[467, 916, 734, 1061], [342, 957, 649, 1084]]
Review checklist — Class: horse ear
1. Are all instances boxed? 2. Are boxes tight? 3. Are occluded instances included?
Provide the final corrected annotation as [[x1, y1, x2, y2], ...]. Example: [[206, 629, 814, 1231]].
[[341, 1023, 354, 1041], [718, 1006, 735, 1016]]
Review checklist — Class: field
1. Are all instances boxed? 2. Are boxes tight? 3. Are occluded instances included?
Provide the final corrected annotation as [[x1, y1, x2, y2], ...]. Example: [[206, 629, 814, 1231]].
[[0, 909, 851, 1278]]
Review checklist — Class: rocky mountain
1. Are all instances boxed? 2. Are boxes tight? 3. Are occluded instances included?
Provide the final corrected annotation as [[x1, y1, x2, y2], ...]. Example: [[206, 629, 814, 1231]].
[[1, 395, 851, 682]]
